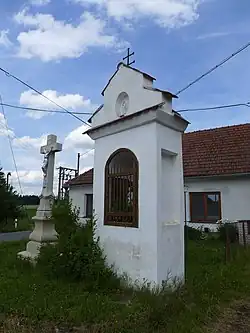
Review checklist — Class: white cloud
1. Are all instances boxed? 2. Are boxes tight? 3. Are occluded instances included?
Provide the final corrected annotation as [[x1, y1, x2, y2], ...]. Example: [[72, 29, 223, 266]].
[[19, 90, 94, 119], [3, 122, 94, 194], [64, 124, 94, 150], [197, 31, 230, 40], [0, 113, 15, 137], [10, 170, 43, 195], [0, 30, 12, 47], [14, 9, 125, 61], [29, 0, 50, 6], [73, 0, 201, 28], [13, 134, 47, 149], [12, 170, 43, 184]]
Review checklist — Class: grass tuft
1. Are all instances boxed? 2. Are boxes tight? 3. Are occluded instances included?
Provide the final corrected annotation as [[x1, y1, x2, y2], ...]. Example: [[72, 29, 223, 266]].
[[0, 239, 249, 332]]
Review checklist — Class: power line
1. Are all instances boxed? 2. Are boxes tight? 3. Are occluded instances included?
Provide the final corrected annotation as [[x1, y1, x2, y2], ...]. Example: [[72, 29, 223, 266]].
[[0, 66, 91, 126], [0, 95, 23, 195], [176, 41, 250, 96], [80, 148, 94, 157], [0, 98, 35, 225], [0, 120, 41, 152], [177, 102, 250, 113], [0, 103, 93, 115], [0, 110, 41, 152]]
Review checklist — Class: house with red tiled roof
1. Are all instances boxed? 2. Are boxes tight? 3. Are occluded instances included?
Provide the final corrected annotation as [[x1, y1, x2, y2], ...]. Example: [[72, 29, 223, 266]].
[[67, 123, 250, 233]]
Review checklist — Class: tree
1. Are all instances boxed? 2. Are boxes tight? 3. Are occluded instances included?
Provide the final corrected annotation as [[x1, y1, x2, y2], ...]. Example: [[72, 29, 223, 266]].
[[19, 195, 39, 206], [0, 168, 22, 226]]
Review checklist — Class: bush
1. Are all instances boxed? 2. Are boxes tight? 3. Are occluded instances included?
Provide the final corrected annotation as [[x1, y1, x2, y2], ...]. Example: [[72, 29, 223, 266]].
[[217, 223, 238, 243], [184, 226, 202, 240], [52, 198, 79, 237], [0, 168, 22, 227], [37, 199, 120, 291]]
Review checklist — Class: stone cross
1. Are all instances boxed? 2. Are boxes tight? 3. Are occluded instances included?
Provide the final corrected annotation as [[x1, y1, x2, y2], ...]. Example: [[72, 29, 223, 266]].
[[40, 134, 62, 197], [18, 134, 62, 262]]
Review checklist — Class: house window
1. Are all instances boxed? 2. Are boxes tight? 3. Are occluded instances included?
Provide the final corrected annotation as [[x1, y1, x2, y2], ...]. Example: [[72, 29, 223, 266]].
[[85, 194, 93, 218], [104, 148, 139, 228], [190, 192, 221, 223]]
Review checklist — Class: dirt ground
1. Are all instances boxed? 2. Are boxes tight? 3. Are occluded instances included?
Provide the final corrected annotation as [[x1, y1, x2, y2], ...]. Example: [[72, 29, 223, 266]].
[[209, 301, 250, 333]]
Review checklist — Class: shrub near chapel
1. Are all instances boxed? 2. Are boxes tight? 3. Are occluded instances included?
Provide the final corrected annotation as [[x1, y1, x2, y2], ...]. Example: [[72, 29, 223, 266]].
[[38, 199, 120, 290]]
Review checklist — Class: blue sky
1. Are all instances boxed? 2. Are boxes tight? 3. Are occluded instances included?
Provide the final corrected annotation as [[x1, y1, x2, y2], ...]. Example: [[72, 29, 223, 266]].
[[0, 0, 249, 194]]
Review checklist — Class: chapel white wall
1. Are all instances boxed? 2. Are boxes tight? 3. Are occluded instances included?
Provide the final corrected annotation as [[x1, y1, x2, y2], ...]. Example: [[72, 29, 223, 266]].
[[94, 122, 159, 283], [69, 185, 93, 223], [184, 177, 250, 231], [156, 123, 185, 283]]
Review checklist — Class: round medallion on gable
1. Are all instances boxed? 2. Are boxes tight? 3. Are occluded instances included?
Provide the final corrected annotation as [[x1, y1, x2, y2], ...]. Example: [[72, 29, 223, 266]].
[[115, 92, 129, 118]]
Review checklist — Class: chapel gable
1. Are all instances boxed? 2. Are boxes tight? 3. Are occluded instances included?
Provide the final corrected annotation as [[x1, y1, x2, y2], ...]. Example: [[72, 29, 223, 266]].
[[89, 63, 177, 127]]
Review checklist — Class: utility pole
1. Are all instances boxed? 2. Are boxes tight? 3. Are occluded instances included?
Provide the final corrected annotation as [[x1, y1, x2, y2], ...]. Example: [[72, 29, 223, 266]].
[[6, 172, 11, 187], [57, 153, 81, 199], [76, 153, 80, 176], [57, 166, 62, 199], [57, 166, 78, 200]]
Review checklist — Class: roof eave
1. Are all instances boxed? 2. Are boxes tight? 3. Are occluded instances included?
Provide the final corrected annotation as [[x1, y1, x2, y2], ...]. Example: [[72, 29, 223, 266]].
[[87, 104, 104, 123], [143, 86, 178, 99], [83, 102, 166, 136], [184, 172, 250, 181]]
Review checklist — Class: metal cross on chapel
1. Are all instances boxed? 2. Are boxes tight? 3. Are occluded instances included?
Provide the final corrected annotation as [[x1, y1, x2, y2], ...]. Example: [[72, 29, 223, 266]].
[[123, 48, 135, 66]]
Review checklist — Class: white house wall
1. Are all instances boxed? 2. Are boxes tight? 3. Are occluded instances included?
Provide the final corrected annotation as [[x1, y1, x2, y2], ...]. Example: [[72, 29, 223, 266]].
[[184, 177, 250, 231], [68, 185, 93, 223]]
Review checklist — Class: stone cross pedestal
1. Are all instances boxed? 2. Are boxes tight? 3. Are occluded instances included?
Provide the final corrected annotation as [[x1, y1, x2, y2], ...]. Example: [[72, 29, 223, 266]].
[[18, 134, 62, 262]]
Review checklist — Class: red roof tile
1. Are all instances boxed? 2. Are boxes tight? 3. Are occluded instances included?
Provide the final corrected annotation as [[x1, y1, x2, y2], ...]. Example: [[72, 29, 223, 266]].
[[183, 123, 250, 177], [69, 123, 250, 186], [68, 168, 93, 186]]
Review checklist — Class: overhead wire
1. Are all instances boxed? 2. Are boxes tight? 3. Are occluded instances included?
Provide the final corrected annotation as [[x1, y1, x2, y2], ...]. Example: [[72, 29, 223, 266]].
[[80, 148, 94, 157], [0, 103, 93, 115], [176, 41, 250, 96], [0, 95, 48, 218], [0, 95, 23, 195], [0, 66, 91, 126], [177, 102, 250, 113], [0, 120, 41, 152]]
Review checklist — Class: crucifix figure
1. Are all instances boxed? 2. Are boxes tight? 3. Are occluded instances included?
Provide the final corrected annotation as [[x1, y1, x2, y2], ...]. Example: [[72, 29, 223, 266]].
[[18, 134, 62, 262], [123, 47, 135, 66], [40, 134, 62, 197]]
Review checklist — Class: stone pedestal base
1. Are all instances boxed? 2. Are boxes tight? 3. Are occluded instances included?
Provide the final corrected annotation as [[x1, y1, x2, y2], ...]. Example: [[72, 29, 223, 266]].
[[18, 217, 58, 263], [18, 241, 42, 263]]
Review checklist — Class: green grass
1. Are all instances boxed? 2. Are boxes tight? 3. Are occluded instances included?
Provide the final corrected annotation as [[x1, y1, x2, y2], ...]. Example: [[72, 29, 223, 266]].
[[23, 205, 38, 210], [1, 208, 35, 233], [0, 240, 249, 332]]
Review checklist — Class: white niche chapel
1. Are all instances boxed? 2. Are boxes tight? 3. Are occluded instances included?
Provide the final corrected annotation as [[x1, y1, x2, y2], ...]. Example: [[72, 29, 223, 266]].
[[85, 63, 189, 285]]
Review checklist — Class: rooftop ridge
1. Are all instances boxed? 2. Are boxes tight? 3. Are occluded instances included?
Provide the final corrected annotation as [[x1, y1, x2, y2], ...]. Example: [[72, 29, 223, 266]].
[[185, 122, 250, 135]]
